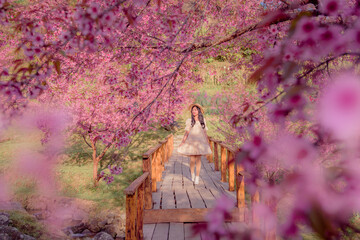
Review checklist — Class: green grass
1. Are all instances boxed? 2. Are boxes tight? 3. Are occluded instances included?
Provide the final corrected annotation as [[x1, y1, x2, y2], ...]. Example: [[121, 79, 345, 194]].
[[0, 123, 174, 213], [6, 210, 49, 240]]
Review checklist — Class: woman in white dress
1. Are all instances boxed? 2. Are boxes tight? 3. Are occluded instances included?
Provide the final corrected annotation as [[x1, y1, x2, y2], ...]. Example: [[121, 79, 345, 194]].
[[178, 103, 212, 184]]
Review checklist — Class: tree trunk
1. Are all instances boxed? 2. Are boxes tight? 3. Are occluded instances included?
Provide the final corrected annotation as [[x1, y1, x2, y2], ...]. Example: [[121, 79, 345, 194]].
[[92, 140, 99, 187]]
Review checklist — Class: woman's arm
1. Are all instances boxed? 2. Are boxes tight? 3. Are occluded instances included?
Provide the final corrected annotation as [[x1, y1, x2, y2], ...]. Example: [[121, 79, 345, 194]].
[[179, 131, 189, 146]]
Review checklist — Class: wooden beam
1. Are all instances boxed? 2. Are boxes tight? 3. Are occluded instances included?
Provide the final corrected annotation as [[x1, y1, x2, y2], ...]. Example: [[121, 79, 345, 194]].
[[209, 140, 214, 163], [143, 156, 150, 172], [251, 191, 260, 228], [151, 152, 157, 192], [126, 194, 136, 240], [124, 172, 150, 195], [228, 151, 235, 191], [214, 142, 219, 171], [221, 146, 227, 182], [143, 208, 246, 224], [136, 182, 145, 239], [144, 174, 152, 209], [236, 164, 246, 208], [143, 143, 163, 158]]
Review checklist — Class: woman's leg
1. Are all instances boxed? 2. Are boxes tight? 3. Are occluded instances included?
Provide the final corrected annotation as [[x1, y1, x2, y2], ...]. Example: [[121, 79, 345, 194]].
[[195, 155, 202, 176], [190, 156, 196, 175]]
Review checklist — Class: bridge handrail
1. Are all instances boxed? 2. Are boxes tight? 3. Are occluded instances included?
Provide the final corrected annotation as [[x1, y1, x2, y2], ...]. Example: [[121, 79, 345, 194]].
[[207, 136, 246, 209], [124, 133, 173, 240]]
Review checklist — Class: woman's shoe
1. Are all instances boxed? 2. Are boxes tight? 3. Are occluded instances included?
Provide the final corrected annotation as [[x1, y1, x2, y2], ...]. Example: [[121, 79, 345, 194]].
[[191, 173, 195, 182], [194, 176, 199, 185]]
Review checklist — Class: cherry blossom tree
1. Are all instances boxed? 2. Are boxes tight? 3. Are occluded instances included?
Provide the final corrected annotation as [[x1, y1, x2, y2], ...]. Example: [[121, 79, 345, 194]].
[[2, 0, 360, 238]]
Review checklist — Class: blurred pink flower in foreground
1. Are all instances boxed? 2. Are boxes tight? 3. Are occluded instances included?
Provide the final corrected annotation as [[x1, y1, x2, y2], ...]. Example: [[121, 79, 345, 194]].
[[318, 72, 360, 140]]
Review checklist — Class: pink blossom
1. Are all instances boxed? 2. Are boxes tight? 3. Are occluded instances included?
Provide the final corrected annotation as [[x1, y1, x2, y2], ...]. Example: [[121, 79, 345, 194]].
[[263, 134, 317, 169], [22, 47, 34, 59], [345, 27, 360, 51], [243, 134, 266, 159], [134, 0, 147, 7], [87, 3, 101, 19], [318, 72, 360, 139], [1, 67, 8, 76], [0, 0, 5, 8], [205, 194, 235, 234], [101, 11, 115, 26], [319, 0, 343, 16], [293, 17, 318, 41], [317, 26, 342, 55], [32, 32, 44, 46], [60, 31, 71, 42], [269, 25, 278, 35]]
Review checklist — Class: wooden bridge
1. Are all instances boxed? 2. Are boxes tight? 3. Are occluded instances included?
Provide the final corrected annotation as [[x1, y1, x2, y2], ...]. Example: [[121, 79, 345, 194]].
[[124, 134, 254, 240]]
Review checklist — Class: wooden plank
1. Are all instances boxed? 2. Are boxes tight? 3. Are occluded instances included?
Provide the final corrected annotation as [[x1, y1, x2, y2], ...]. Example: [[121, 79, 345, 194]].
[[172, 175, 182, 190], [152, 223, 169, 240], [124, 172, 150, 195], [174, 161, 182, 175], [126, 194, 136, 240], [182, 159, 193, 189], [175, 189, 191, 208], [184, 223, 201, 240], [153, 192, 161, 210], [144, 208, 243, 223], [186, 189, 206, 209], [169, 223, 184, 240], [162, 191, 175, 209], [197, 188, 216, 208], [143, 224, 156, 240]]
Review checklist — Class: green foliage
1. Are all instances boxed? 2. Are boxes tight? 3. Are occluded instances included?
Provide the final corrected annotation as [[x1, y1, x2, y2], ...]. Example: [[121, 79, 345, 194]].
[[7, 210, 47, 239], [62, 135, 92, 166], [57, 126, 173, 209], [13, 179, 37, 204], [205, 57, 215, 63]]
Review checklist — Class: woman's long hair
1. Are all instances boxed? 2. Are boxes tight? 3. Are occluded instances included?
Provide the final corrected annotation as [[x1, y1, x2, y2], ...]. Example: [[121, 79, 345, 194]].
[[191, 106, 205, 129]]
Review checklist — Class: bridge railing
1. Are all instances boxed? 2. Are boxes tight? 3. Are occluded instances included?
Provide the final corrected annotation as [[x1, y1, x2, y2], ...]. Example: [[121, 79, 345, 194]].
[[208, 137, 276, 239], [124, 133, 173, 240], [208, 137, 246, 209]]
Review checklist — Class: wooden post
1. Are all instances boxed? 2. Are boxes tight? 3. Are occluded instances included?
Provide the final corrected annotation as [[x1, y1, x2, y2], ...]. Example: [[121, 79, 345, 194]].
[[142, 156, 150, 172], [170, 135, 173, 156], [144, 174, 152, 209], [156, 149, 162, 182], [214, 142, 219, 171], [221, 146, 227, 182], [166, 138, 170, 162], [251, 191, 260, 228], [160, 145, 165, 175], [228, 151, 235, 191], [236, 164, 245, 208], [136, 183, 145, 239], [265, 198, 277, 240], [142, 156, 152, 208], [126, 194, 136, 240], [163, 140, 168, 163], [209, 140, 214, 163], [151, 153, 157, 192]]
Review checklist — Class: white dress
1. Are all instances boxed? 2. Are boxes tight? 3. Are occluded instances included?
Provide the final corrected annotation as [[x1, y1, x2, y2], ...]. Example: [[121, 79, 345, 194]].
[[177, 118, 212, 156]]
